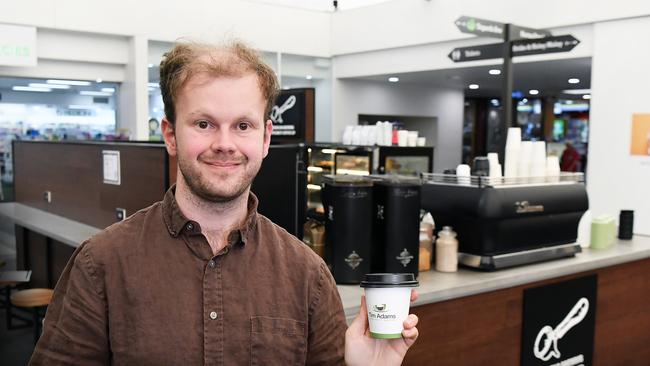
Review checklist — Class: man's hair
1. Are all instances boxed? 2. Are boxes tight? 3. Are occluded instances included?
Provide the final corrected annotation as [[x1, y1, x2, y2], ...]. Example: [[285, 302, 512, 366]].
[[159, 40, 280, 125]]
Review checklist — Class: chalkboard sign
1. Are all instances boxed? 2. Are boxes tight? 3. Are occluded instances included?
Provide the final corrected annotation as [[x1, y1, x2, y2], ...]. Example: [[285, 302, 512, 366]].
[[521, 275, 597, 366], [270, 88, 314, 144]]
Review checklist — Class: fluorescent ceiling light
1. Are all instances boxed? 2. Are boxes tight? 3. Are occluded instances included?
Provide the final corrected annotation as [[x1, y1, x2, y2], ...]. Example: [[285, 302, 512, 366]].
[[582, 94, 591, 100], [388, 77, 399, 83], [305, 75, 313, 80], [80, 91, 112, 96], [29, 83, 70, 89], [568, 78, 580, 84], [488, 69, 501, 75], [147, 82, 159, 88], [469, 84, 479, 89], [561, 89, 591, 95], [148, 63, 154, 68], [68, 105, 93, 109], [47, 79, 91, 86], [101, 87, 115, 93], [13, 86, 52, 92], [529, 89, 539, 95]]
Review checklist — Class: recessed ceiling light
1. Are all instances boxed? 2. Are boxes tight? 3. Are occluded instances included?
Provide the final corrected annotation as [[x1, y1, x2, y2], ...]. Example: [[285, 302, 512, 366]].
[[101, 88, 115, 93], [29, 83, 69, 89], [388, 77, 399, 83], [582, 94, 591, 100], [488, 69, 501, 75], [96, 78, 103, 83], [148, 63, 154, 68], [561, 89, 591, 95], [79, 91, 112, 96], [568, 78, 580, 84], [13, 86, 52, 92], [47, 79, 91, 86], [305, 75, 313, 80], [469, 84, 479, 89], [566, 100, 574, 104], [529, 89, 539, 95], [147, 82, 159, 88]]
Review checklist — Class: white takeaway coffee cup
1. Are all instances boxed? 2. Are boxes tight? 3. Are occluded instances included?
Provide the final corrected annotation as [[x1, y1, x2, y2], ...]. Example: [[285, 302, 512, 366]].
[[360, 273, 419, 339]]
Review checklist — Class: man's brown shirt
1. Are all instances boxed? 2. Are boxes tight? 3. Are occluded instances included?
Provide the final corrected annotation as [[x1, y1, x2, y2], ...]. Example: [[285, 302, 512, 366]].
[[29, 187, 347, 365]]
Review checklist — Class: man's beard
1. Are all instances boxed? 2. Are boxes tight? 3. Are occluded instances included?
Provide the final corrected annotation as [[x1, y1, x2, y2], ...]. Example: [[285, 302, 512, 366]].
[[177, 150, 261, 203]]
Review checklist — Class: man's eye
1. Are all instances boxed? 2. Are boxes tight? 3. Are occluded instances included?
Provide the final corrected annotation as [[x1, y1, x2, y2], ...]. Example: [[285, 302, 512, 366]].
[[197, 121, 209, 129], [238, 122, 249, 131]]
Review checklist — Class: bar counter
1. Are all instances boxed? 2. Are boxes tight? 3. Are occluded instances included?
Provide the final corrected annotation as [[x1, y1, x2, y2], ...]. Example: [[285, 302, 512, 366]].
[[2, 202, 649, 365]]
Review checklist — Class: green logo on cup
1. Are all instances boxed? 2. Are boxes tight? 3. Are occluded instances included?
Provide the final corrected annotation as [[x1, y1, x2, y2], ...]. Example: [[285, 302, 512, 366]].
[[373, 304, 388, 313]]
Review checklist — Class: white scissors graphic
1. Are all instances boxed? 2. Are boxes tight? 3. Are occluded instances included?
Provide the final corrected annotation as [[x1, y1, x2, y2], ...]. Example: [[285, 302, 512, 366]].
[[270, 95, 296, 124], [533, 297, 589, 361]]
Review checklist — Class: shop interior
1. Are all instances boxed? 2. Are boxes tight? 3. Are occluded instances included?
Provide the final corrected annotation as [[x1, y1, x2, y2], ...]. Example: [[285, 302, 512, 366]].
[[1, 1, 649, 365]]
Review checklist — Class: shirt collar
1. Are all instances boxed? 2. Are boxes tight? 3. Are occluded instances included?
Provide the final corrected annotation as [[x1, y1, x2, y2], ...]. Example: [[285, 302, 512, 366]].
[[162, 185, 259, 246]]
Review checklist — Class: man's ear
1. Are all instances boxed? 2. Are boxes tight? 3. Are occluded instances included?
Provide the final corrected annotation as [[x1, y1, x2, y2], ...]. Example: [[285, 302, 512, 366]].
[[161, 117, 177, 156], [263, 119, 273, 158]]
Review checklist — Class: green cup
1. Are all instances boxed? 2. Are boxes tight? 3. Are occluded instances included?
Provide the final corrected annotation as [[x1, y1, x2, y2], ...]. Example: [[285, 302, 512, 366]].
[[590, 215, 616, 249]]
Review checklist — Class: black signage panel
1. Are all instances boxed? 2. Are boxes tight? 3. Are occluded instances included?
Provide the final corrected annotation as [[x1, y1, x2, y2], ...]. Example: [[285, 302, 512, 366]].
[[270, 88, 314, 143], [512, 35, 580, 57], [447, 43, 503, 62], [521, 275, 597, 366], [454, 16, 504, 38], [510, 25, 552, 40]]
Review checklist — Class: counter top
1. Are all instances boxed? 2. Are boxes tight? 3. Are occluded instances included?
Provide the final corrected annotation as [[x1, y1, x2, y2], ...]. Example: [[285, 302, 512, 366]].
[[338, 235, 650, 321], [0, 202, 100, 248], [3, 202, 649, 323]]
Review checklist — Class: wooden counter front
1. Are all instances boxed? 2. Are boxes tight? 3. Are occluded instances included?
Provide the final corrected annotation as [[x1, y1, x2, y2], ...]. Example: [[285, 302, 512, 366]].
[[404, 257, 650, 365]]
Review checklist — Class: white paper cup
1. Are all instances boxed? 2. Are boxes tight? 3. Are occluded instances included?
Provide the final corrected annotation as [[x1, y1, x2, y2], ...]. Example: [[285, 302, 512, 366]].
[[397, 130, 409, 146], [360, 273, 418, 339], [416, 137, 426, 146], [407, 131, 418, 147]]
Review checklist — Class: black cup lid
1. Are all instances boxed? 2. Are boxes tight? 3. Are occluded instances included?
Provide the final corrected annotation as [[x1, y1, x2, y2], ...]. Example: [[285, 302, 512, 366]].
[[360, 273, 419, 288]]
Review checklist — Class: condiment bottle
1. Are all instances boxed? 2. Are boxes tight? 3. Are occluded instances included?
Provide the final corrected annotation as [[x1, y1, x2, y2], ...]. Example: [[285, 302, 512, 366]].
[[435, 226, 458, 272]]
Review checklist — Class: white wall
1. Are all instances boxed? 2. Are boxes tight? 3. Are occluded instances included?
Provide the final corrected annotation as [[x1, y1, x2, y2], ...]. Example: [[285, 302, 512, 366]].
[[332, 79, 464, 171], [588, 16, 650, 235], [1, 0, 331, 57], [331, 0, 650, 55]]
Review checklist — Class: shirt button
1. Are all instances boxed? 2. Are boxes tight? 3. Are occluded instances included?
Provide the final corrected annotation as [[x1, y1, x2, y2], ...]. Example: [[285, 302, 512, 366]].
[[209, 311, 218, 320], [186, 223, 194, 231], [208, 260, 216, 268]]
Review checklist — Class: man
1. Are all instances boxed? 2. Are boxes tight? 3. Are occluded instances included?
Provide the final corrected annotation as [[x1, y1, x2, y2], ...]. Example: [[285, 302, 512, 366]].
[[29, 41, 418, 365]]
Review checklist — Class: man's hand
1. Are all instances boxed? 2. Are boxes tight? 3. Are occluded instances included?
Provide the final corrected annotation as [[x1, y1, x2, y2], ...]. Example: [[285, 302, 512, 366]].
[[344, 290, 419, 366]]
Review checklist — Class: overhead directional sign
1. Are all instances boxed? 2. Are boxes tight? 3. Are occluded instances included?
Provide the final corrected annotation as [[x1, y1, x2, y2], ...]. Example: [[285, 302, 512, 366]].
[[455, 16, 551, 40], [448, 35, 580, 62], [511, 35, 580, 57], [448, 43, 503, 62], [455, 16, 504, 38], [509, 25, 552, 40]]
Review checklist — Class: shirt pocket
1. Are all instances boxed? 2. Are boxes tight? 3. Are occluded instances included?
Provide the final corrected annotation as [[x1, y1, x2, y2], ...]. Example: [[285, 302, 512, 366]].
[[250, 316, 306, 366]]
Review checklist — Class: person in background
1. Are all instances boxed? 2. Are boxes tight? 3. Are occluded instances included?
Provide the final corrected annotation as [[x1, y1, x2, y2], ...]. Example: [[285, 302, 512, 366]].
[[29, 40, 418, 365], [560, 141, 581, 172]]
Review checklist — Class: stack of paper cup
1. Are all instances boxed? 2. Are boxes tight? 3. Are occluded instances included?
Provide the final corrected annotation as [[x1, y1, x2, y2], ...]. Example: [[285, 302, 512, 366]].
[[375, 122, 385, 145], [486, 153, 501, 177], [517, 141, 533, 179], [384, 122, 393, 146], [504, 128, 521, 178], [546, 155, 561, 182], [530, 141, 547, 178], [407, 131, 418, 147], [456, 164, 471, 185], [416, 137, 426, 146]]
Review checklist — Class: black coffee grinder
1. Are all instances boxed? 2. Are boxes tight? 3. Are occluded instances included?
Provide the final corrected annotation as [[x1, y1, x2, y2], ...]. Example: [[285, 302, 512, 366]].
[[370, 176, 421, 277], [322, 175, 373, 284]]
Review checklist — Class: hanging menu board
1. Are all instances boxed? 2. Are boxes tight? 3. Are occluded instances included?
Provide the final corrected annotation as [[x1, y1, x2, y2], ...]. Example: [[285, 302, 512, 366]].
[[270, 88, 314, 144], [521, 275, 597, 366]]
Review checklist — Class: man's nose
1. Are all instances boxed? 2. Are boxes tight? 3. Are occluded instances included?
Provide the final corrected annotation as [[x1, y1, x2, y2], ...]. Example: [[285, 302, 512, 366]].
[[210, 129, 236, 153]]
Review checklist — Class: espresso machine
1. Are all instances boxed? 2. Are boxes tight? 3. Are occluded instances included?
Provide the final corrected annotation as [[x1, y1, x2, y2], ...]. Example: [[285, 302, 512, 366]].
[[322, 175, 373, 283], [370, 175, 421, 277], [421, 173, 588, 270]]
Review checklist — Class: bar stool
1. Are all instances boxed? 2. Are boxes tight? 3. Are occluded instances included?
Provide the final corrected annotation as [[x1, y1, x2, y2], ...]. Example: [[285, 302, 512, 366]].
[[11, 288, 54, 344]]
